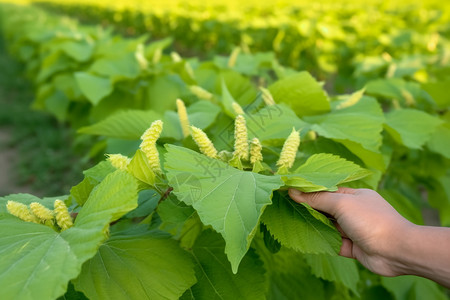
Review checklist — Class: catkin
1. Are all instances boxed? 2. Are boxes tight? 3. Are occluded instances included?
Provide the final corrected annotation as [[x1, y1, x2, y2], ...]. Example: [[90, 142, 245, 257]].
[[140, 120, 163, 174], [189, 85, 213, 101], [260, 87, 275, 106], [277, 128, 300, 170], [228, 47, 241, 68], [107, 154, 130, 171], [29, 202, 54, 223], [250, 138, 263, 164], [54, 200, 73, 231], [6, 201, 39, 223], [232, 102, 245, 115], [171, 51, 182, 62], [191, 126, 218, 158], [176, 99, 190, 138], [135, 44, 148, 70], [233, 115, 249, 160]]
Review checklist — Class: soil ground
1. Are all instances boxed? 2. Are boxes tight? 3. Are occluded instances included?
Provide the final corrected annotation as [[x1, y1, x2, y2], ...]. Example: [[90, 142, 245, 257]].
[[0, 129, 37, 197]]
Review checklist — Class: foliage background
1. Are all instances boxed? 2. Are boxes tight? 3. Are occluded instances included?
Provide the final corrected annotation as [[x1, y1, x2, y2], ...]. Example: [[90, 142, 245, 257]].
[[0, 0, 449, 299]]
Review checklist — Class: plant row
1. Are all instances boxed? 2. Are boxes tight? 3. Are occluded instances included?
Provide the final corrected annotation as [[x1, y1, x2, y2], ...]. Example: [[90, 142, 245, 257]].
[[33, 0, 450, 92], [0, 3, 449, 300]]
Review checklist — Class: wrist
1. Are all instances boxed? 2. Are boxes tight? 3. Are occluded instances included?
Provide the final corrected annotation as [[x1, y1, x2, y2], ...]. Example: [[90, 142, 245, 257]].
[[388, 224, 450, 287], [386, 222, 419, 276]]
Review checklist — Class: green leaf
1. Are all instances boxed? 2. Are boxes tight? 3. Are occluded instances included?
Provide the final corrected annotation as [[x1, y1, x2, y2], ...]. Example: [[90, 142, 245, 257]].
[[37, 51, 73, 83], [337, 139, 387, 174], [125, 189, 160, 218], [127, 149, 156, 186], [164, 145, 283, 273], [74, 229, 196, 300], [295, 153, 370, 183], [74, 72, 113, 105], [72, 171, 138, 231], [381, 276, 447, 300], [246, 104, 308, 145], [58, 40, 93, 62], [309, 97, 384, 152], [282, 153, 371, 192], [52, 73, 82, 100], [220, 79, 239, 118], [378, 190, 424, 225], [144, 36, 173, 58], [268, 71, 330, 116], [253, 239, 326, 300], [44, 90, 69, 122], [78, 110, 162, 140], [161, 111, 184, 140], [267, 272, 326, 300], [427, 121, 450, 159], [366, 78, 428, 106], [187, 101, 221, 130], [261, 192, 341, 255], [0, 171, 138, 300], [158, 195, 196, 236], [360, 286, 394, 300], [83, 161, 116, 182], [58, 282, 88, 300], [261, 223, 281, 254], [422, 81, 450, 109], [0, 219, 79, 300], [304, 254, 360, 295], [181, 230, 266, 300], [89, 53, 140, 82], [70, 177, 97, 206], [384, 108, 443, 149], [160, 101, 222, 141], [145, 74, 185, 113], [428, 175, 450, 227]]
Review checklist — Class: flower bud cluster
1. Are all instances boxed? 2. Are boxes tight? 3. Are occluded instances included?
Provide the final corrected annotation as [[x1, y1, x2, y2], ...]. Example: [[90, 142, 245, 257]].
[[6, 199, 73, 231], [107, 154, 131, 171], [140, 120, 163, 174], [177, 99, 190, 138], [277, 128, 301, 171], [191, 126, 218, 158]]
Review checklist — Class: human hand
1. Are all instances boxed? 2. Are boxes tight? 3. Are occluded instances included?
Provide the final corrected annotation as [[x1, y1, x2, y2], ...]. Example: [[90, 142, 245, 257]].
[[288, 187, 413, 277]]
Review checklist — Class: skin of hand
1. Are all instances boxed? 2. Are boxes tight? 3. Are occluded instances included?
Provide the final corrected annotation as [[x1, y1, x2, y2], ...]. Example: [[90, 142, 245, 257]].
[[288, 187, 450, 288]]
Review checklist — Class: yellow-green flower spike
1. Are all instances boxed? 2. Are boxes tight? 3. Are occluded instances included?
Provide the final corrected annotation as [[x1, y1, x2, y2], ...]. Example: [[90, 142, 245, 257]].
[[277, 128, 300, 173], [260, 87, 275, 106], [152, 48, 162, 64], [176, 99, 190, 138], [250, 138, 263, 164], [107, 154, 130, 171], [189, 85, 213, 101], [54, 200, 73, 231], [30, 202, 54, 223], [190, 126, 218, 158], [135, 44, 148, 70], [305, 130, 317, 141], [250, 138, 265, 173], [233, 115, 249, 161], [6, 201, 39, 223], [228, 47, 241, 68], [140, 120, 163, 174], [232, 102, 245, 115], [171, 51, 182, 63]]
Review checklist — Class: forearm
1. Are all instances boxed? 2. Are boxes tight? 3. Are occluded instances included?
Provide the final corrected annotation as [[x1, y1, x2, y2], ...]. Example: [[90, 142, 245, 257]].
[[393, 224, 450, 288]]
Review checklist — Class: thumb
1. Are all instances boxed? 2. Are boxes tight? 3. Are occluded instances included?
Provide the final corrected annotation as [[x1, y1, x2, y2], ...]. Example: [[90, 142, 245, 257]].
[[288, 188, 347, 217]]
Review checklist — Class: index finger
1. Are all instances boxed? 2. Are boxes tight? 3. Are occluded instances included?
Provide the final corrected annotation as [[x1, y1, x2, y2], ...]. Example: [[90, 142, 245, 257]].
[[288, 187, 356, 216]]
